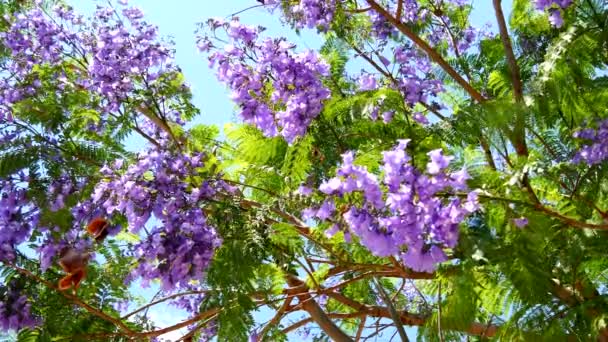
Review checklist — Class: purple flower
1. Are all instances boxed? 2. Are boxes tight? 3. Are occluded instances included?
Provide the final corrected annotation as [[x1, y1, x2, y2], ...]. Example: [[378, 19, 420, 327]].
[[382, 110, 395, 123], [427, 149, 454, 174], [0, 285, 37, 331], [534, 0, 572, 26], [513, 217, 529, 228], [91, 150, 222, 292], [316, 200, 335, 220], [325, 224, 340, 238], [249, 331, 260, 342], [263, 0, 336, 31], [413, 112, 429, 125], [358, 73, 378, 91], [297, 184, 313, 196], [548, 9, 564, 27], [402, 242, 447, 273], [573, 119, 608, 165]]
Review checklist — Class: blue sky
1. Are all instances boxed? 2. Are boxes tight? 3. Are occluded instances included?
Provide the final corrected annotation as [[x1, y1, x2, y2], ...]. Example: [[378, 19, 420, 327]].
[[63, 0, 512, 340]]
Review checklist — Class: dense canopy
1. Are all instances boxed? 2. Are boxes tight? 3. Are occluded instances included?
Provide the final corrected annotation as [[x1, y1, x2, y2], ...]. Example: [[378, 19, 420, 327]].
[[0, 0, 607, 341]]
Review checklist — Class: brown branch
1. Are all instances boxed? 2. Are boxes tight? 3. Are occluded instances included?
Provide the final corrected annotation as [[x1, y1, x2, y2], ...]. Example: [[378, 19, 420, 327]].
[[492, 0, 523, 102], [479, 135, 498, 170], [136, 308, 219, 338], [222, 179, 280, 198], [373, 277, 409, 341], [326, 292, 499, 338], [322, 271, 403, 294], [420, 101, 496, 171], [365, 0, 485, 103], [346, 7, 373, 13], [419, 101, 448, 121], [238, 199, 309, 232], [131, 122, 162, 148], [281, 312, 369, 334], [355, 316, 367, 341], [459, 191, 608, 230], [492, 0, 528, 157], [286, 275, 353, 342], [260, 297, 294, 340], [351, 44, 398, 86], [351, 29, 496, 171], [431, 4, 473, 82], [175, 323, 206, 342], [534, 203, 608, 230], [136, 104, 184, 148], [395, 0, 404, 22]]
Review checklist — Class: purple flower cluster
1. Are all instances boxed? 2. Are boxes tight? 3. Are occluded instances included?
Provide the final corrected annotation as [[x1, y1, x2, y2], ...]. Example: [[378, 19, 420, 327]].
[[308, 140, 479, 272], [199, 18, 330, 143], [82, 5, 173, 113], [92, 150, 222, 291], [534, 0, 573, 27], [0, 2, 177, 123], [0, 284, 37, 331], [573, 119, 608, 165], [393, 45, 444, 106], [0, 177, 38, 263], [47, 174, 75, 212], [369, 8, 399, 40], [264, 0, 336, 31]]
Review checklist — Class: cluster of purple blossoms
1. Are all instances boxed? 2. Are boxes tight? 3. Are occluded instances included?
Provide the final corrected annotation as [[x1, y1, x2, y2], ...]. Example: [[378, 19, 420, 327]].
[[534, 0, 573, 27], [573, 119, 608, 165], [0, 177, 38, 263], [357, 73, 377, 91], [0, 284, 37, 331], [427, 18, 489, 56], [366, 0, 424, 40], [0, 2, 177, 124], [393, 45, 444, 106], [47, 174, 76, 212], [198, 18, 330, 143], [81, 5, 173, 113], [353, 48, 442, 123], [307, 140, 479, 272], [369, 8, 399, 40], [263, 0, 336, 31], [92, 149, 223, 291]]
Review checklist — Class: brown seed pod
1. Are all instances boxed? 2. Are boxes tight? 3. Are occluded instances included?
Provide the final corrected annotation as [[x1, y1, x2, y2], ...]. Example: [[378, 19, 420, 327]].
[[86, 217, 109, 242]]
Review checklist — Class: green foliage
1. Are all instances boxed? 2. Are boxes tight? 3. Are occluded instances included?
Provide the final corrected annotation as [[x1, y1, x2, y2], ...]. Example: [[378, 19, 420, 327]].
[[2, 0, 608, 341]]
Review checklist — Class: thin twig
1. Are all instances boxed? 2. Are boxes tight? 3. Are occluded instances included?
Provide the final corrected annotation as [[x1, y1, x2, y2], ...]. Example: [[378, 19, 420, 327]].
[[373, 277, 409, 342]]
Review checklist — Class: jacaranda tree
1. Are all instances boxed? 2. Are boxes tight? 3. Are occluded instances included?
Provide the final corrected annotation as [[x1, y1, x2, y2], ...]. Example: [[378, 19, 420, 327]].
[[0, 0, 607, 340]]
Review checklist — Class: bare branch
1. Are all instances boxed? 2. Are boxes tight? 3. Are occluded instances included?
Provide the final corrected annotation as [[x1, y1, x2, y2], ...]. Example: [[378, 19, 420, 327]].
[[286, 275, 354, 342]]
